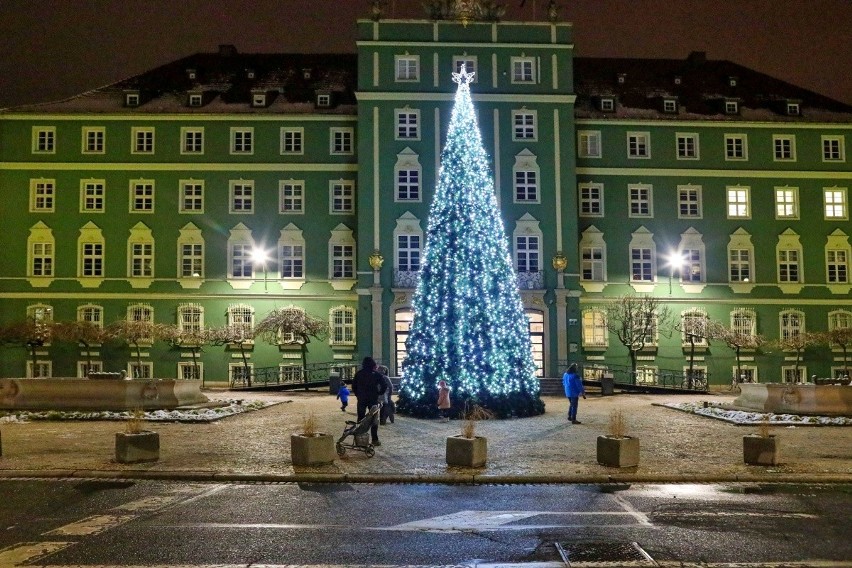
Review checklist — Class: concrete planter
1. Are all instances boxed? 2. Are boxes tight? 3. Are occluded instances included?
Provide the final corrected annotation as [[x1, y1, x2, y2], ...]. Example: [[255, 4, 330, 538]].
[[290, 433, 335, 466], [446, 435, 487, 467], [743, 434, 780, 466], [115, 431, 159, 463], [596, 435, 640, 468]]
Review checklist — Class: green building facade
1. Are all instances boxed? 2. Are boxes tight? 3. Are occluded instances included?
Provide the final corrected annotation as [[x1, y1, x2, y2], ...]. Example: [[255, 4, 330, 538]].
[[1, 6, 850, 387]]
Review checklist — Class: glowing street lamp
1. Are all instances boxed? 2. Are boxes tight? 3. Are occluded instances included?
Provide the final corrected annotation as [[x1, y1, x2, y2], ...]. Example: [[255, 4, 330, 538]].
[[250, 247, 270, 292], [666, 251, 686, 295]]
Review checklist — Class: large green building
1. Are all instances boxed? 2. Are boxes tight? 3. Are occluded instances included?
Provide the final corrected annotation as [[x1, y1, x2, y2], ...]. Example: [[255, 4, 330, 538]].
[[1, 4, 850, 387]]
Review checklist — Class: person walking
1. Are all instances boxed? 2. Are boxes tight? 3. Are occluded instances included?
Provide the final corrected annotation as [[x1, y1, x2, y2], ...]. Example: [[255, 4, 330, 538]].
[[336, 383, 350, 412], [376, 365, 395, 425], [437, 379, 451, 421], [352, 356, 386, 446], [562, 363, 586, 424]]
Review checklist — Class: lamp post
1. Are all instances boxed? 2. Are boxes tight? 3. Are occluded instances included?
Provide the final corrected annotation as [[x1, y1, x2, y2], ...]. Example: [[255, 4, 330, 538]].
[[250, 247, 270, 292], [666, 251, 685, 295]]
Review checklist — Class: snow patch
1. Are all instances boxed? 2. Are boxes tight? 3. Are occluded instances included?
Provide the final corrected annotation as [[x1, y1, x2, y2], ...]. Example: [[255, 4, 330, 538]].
[[0, 399, 275, 423], [660, 401, 852, 426]]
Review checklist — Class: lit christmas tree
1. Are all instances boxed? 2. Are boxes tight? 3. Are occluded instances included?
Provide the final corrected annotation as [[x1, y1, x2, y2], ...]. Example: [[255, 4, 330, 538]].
[[396, 66, 545, 419]]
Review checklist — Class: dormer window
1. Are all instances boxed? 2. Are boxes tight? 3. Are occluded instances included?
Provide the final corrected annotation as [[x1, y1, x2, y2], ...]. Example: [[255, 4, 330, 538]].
[[246, 69, 256, 79], [663, 99, 678, 113], [724, 100, 739, 115], [617, 73, 626, 84], [252, 93, 266, 108], [728, 76, 738, 87], [674, 76, 682, 85], [186, 68, 197, 80], [303, 68, 312, 80], [600, 97, 615, 112], [317, 93, 331, 107], [786, 102, 801, 116], [188, 93, 202, 107], [125, 92, 140, 107]]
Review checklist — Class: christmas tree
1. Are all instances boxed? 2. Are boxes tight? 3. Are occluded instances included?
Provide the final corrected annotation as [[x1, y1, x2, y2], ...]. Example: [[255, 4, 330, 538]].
[[396, 66, 545, 419]]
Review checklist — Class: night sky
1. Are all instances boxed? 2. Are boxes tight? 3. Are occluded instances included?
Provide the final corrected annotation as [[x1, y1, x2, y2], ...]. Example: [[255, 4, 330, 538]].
[[1, 0, 850, 108]]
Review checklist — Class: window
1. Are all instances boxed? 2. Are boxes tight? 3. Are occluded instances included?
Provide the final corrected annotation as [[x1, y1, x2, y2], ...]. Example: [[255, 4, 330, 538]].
[[279, 180, 304, 214], [331, 244, 354, 278], [229, 363, 253, 385], [127, 304, 153, 328], [80, 242, 103, 277], [82, 127, 105, 154], [724, 100, 739, 114], [724, 134, 748, 161], [511, 57, 536, 83], [786, 102, 800, 116], [515, 236, 540, 273], [230, 244, 254, 279], [78, 361, 103, 378], [627, 132, 650, 158], [131, 127, 154, 154], [628, 184, 653, 217], [676, 133, 699, 159], [181, 127, 204, 154], [829, 310, 852, 331], [125, 93, 140, 107], [32, 127, 56, 153], [727, 186, 750, 218], [280, 127, 303, 154], [514, 170, 538, 202], [330, 128, 354, 154], [396, 234, 421, 272], [395, 55, 419, 81], [822, 135, 845, 162], [731, 309, 756, 338], [31, 242, 54, 277], [252, 93, 267, 108], [778, 249, 801, 283], [280, 244, 304, 278], [781, 366, 805, 383], [130, 181, 154, 212], [579, 183, 603, 216], [177, 304, 204, 333], [775, 187, 799, 219], [230, 127, 253, 154], [180, 242, 204, 278], [581, 246, 605, 282], [663, 99, 678, 113], [780, 310, 804, 341], [29, 179, 55, 212], [27, 361, 52, 378], [396, 110, 420, 140], [330, 181, 354, 213], [129, 242, 153, 278], [128, 362, 153, 379], [397, 169, 420, 201], [227, 304, 255, 334], [330, 306, 356, 345], [578, 131, 601, 158], [582, 309, 608, 347], [600, 98, 615, 112], [317, 93, 331, 107], [681, 249, 703, 283], [453, 56, 477, 79], [230, 181, 254, 213], [824, 188, 848, 219], [512, 110, 537, 141], [729, 249, 752, 282], [630, 247, 654, 282], [677, 185, 702, 218], [188, 93, 203, 107], [827, 249, 849, 283], [178, 362, 203, 381], [773, 135, 796, 161], [180, 180, 204, 213], [681, 309, 708, 346], [81, 180, 105, 212]]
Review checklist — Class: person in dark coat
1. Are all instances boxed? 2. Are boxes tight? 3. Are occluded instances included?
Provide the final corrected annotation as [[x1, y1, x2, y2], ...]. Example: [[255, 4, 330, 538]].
[[562, 363, 586, 424], [377, 365, 395, 425], [351, 356, 386, 445]]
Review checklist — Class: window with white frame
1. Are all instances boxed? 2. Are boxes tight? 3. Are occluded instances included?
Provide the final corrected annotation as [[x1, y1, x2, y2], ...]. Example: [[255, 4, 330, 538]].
[[76, 304, 103, 327], [179, 241, 204, 278], [279, 180, 304, 213], [227, 304, 254, 334], [453, 56, 477, 79], [230, 127, 254, 154], [511, 57, 536, 83], [786, 102, 800, 116], [127, 304, 153, 346], [180, 180, 204, 213], [515, 235, 540, 273], [181, 127, 204, 154], [330, 181, 354, 213], [82, 127, 105, 154], [724, 100, 739, 115], [734, 365, 758, 384], [316, 93, 331, 107], [27, 361, 52, 378], [395, 109, 420, 139], [635, 366, 658, 384], [514, 170, 538, 202], [512, 110, 537, 141], [130, 180, 154, 213], [827, 249, 849, 283], [131, 127, 154, 154], [29, 179, 55, 212], [627, 132, 650, 158], [32, 127, 56, 153], [395, 55, 419, 81], [229, 363, 253, 384], [775, 187, 799, 219], [178, 362, 203, 380], [729, 248, 752, 282], [280, 127, 303, 154], [782, 366, 805, 383], [681, 248, 703, 283], [822, 135, 845, 162], [397, 168, 420, 201], [27, 304, 53, 324], [681, 309, 708, 346], [129, 241, 153, 278], [724, 134, 748, 160], [280, 243, 304, 278], [80, 242, 103, 277], [581, 246, 605, 282], [81, 180, 105, 212], [824, 187, 848, 219], [773, 135, 796, 161], [600, 98, 615, 112], [677, 185, 702, 218], [230, 181, 254, 213], [230, 243, 253, 279], [632, 314, 659, 348], [778, 249, 801, 283], [396, 234, 421, 272], [31, 241, 54, 277], [177, 304, 203, 333], [676, 133, 699, 159], [577, 130, 601, 158], [731, 308, 756, 337], [829, 310, 852, 331], [727, 186, 750, 218], [630, 247, 654, 282], [330, 128, 353, 154], [628, 184, 653, 217], [330, 306, 356, 345], [780, 310, 804, 341], [78, 360, 103, 378], [579, 183, 603, 216], [582, 309, 608, 347], [331, 244, 354, 278]]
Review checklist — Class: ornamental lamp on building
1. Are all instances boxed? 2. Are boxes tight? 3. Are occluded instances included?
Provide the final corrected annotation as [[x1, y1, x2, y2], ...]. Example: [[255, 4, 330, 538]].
[[551, 251, 568, 272], [368, 250, 384, 271]]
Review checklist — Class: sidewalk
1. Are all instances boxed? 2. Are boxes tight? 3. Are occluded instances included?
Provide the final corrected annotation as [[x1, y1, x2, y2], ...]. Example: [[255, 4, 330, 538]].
[[1, 391, 850, 483]]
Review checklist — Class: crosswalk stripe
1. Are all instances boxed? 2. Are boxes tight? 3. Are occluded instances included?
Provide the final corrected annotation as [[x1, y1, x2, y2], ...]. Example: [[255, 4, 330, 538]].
[[0, 542, 72, 566]]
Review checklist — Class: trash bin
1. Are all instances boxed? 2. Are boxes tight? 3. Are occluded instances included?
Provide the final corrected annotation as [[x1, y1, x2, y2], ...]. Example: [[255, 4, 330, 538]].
[[329, 371, 341, 395], [601, 373, 615, 396]]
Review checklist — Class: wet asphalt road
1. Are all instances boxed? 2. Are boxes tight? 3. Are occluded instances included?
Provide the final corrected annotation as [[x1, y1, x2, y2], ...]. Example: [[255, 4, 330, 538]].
[[0, 480, 850, 566]]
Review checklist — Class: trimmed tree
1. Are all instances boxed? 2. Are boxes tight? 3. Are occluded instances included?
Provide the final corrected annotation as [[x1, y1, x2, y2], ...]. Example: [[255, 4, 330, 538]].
[[2, 319, 53, 376], [158, 323, 210, 381], [605, 294, 672, 381], [105, 319, 166, 378], [208, 324, 254, 386], [821, 327, 852, 379], [253, 307, 330, 374], [52, 320, 109, 373], [706, 318, 766, 384], [773, 331, 822, 382]]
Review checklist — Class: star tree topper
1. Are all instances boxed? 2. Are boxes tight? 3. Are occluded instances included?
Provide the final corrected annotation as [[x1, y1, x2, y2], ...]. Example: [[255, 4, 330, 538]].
[[452, 65, 476, 88]]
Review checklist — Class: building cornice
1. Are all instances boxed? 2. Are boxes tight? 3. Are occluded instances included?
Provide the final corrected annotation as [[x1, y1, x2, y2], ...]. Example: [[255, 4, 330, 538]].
[[357, 92, 576, 104], [0, 162, 358, 172], [0, 114, 358, 122], [356, 40, 574, 50], [576, 118, 852, 129], [576, 167, 852, 179]]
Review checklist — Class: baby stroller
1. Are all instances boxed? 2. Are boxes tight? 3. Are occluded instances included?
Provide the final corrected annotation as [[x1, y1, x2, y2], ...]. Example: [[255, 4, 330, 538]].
[[336, 403, 381, 458]]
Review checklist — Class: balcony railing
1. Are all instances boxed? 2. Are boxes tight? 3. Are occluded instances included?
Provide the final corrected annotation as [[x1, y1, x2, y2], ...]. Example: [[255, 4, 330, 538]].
[[394, 269, 420, 288], [517, 270, 544, 290]]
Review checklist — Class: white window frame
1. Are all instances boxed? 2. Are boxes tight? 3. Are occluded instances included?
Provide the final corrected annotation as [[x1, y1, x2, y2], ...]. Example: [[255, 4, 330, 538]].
[[724, 133, 748, 161], [511, 56, 536, 84], [726, 186, 751, 219], [178, 362, 203, 381], [578, 130, 602, 159], [677, 185, 702, 219], [731, 308, 757, 338], [27, 360, 53, 378], [512, 110, 537, 141], [663, 99, 678, 113], [774, 186, 800, 220], [778, 249, 802, 284], [773, 134, 796, 162], [29, 179, 55, 212], [180, 127, 204, 155], [600, 98, 615, 112], [81, 127, 105, 154], [177, 303, 204, 333], [128, 240, 154, 278], [76, 304, 103, 327], [821, 135, 845, 162], [330, 243, 355, 279], [396, 233, 421, 272], [330, 180, 355, 214], [781, 366, 806, 383], [229, 243, 254, 280], [227, 303, 255, 333], [179, 241, 204, 279], [329, 127, 354, 155], [395, 55, 420, 82], [826, 248, 849, 284], [280, 127, 304, 155], [229, 363, 254, 384], [279, 241, 305, 279], [32, 126, 56, 154], [628, 183, 653, 218], [179, 179, 205, 214], [724, 100, 739, 115], [330, 306, 356, 346], [80, 179, 105, 213], [79, 241, 104, 278], [579, 182, 604, 217], [824, 187, 848, 220], [828, 310, 852, 331], [279, 180, 305, 214], [681, 308, 708, 346], [582, 309, 608, 348], [514, 235, 541, 274], [77, 360, 103, 378], [779, 309, 805, 341], [630, 246, 655, 283], [452, 56, 477, 80], [131, 127, 155, 154], [676, 132, 700, 160], [30, 240, 54, 278], [230, 127, 254, 155], [627, 132, 651, 159], [395, 109, 420, 140], [129, 180, 155, 213], [229, 180, 255, 214]]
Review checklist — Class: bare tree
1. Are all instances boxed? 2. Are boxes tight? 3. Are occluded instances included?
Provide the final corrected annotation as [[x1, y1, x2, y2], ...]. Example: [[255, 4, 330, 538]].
[[2, 319, 53, 376], [604, 294, 672, 380], [773, 331, 822, 382], [158, 323, 210, 381], [254, 307, 330, 373], [105, 319, 166, 377], [208, 324, 255, 386], [706, 318, 766, 383], [818, 327, 852, 380], [52, 320, 109, 373], [674, 310, 712, 386]]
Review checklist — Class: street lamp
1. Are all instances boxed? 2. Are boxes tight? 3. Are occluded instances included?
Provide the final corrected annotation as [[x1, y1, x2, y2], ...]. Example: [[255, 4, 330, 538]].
[[666, 251, 686, 295], [250, 247, 270, 292]]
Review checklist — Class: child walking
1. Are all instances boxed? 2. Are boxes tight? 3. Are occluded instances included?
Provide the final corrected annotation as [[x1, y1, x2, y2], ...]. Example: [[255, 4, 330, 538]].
[[337, 383, 350, 412]]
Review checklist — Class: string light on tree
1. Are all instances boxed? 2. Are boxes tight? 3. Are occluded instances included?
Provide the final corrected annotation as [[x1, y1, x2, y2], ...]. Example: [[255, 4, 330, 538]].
[[396, 65, 545, 419]]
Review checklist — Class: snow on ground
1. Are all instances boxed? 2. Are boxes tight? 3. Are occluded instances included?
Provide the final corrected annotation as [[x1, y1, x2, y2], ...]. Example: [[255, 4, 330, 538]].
[[660, 401, 852, 426], [0, 399, 277, 424]]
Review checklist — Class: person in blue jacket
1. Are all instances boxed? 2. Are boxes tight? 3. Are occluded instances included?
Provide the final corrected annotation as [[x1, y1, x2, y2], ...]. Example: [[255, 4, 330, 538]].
[[336, 383, 350, 412], [562, 363, 586, 424]]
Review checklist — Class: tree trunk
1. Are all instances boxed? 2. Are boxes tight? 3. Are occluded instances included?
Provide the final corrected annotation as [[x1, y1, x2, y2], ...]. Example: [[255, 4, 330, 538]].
[[239, 345, 251, 387], [735, 345, 742, 384], [628, 350, 638, 384]]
